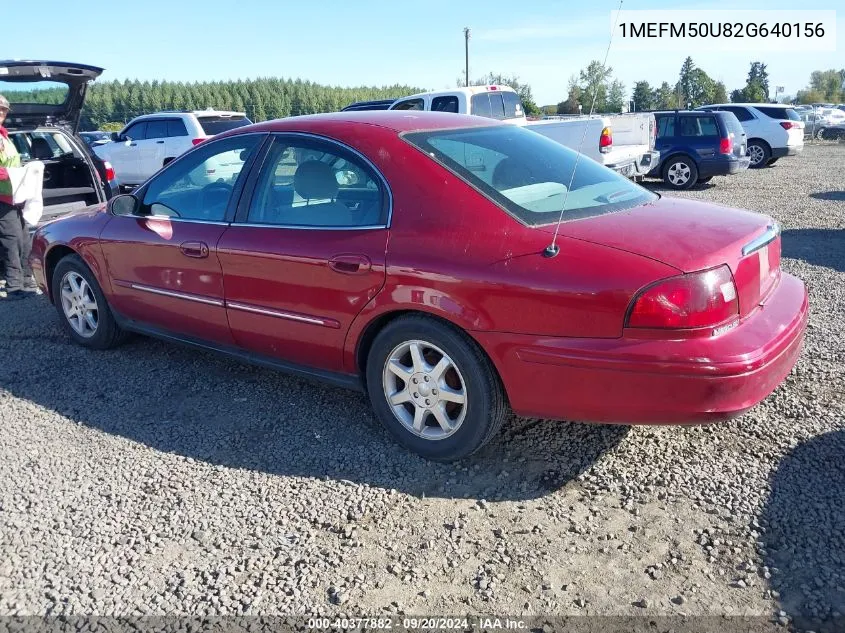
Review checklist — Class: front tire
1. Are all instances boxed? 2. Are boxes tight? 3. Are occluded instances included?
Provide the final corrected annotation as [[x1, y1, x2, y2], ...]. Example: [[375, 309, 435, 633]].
[[52, 254, 125, 350], [747, 141, 771, 168], [365, 315, 507, 461], [662, 156, 698, 190]]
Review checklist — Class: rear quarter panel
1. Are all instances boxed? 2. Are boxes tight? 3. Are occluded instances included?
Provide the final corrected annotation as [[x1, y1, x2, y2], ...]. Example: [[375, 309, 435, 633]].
[[330, 124, 680, 373], [31, 205, 112, 301]]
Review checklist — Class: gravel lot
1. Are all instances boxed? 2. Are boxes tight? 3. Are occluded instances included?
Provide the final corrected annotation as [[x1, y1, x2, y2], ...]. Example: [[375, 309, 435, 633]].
[[1, 143, 843, 630]]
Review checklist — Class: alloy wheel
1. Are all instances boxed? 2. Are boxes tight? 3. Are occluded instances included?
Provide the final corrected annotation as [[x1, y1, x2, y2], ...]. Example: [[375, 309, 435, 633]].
[[748, 144, 765, 166], [60, 271, 99, 338], [667, 161, 691, 186], [382, 340, 468, 440]]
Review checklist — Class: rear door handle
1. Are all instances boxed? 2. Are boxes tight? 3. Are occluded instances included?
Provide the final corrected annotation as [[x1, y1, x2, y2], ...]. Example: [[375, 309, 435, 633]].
[[329, 254, 371, 274], [156, 140, 165, 144], [180, 241, 209, 258]]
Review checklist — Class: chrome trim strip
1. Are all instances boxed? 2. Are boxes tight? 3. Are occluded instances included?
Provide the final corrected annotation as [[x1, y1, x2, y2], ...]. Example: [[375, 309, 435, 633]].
[[129, 283, 224, 306], [228, 222, 386, 231], [143, 216, 231, 226], [742, 223, 780, 256], [226, 301, 338, 328]]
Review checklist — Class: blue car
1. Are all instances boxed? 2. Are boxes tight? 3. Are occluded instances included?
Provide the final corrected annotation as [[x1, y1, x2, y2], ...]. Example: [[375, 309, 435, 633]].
[[648, 110, 751, 190]]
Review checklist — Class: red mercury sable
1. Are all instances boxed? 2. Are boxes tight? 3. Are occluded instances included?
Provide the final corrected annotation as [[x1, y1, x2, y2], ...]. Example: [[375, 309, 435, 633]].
[[29, 111, 809, 461]]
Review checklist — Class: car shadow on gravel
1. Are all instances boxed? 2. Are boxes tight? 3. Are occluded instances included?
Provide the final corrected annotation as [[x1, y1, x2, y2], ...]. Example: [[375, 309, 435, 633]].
[[0, 301, 630, 502], [758, 429, 845, 633], [809, 191, 845, 202], [780, 228, 845, 273]]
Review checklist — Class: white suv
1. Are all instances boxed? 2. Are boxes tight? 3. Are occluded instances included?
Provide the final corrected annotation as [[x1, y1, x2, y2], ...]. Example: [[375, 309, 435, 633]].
[[696, 103, 804, 168], [94, 109, 252, 187]]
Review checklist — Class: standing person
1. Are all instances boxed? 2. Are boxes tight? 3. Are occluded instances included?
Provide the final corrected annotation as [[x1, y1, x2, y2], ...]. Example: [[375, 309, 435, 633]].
[[0, 94, 35, 300]]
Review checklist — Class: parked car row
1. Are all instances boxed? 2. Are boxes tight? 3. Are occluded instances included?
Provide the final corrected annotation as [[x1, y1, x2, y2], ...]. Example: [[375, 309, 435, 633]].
[[794, 104, 845, 140], [344, 87, 808, 191]]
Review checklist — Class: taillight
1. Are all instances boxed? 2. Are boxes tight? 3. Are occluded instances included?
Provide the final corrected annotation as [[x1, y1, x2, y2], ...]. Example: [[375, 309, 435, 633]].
[[191, 138, 206, 146], [719, 137, 732, 154], [626, 265, 739, 330], [779, 121, 798, 130], [599, 127, 612, 154], [103, 161, 115, 182]]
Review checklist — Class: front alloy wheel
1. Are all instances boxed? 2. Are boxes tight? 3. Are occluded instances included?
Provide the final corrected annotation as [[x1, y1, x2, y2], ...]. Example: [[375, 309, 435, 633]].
[[60, 271, 99, 338]]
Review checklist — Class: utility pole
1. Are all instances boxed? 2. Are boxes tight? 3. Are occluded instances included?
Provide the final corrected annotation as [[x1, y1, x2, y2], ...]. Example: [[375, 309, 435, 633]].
[[464, 27, 470, 87]]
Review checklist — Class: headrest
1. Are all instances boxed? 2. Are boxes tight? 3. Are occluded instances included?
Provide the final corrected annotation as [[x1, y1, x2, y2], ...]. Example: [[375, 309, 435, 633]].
[[293, 160, 339, 200], [492, 157, 533, 190]]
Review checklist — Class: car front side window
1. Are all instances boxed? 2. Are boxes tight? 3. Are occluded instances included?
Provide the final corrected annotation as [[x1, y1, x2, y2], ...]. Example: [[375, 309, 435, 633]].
[[139, 135, 263, 222]]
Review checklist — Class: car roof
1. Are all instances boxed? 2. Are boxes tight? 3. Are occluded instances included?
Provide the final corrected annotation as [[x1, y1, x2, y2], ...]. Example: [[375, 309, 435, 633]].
[[134, 110, 246, 119], [703, 103, 794, 108], [224, 110, 505, 135]]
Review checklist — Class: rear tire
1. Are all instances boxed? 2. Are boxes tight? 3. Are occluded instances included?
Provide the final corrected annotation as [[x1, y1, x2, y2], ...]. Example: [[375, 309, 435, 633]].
[[51, 254, 126, 350], [747, 140, 771, 168], [365, 315, 507, 462], [662, 156, 698, 190]]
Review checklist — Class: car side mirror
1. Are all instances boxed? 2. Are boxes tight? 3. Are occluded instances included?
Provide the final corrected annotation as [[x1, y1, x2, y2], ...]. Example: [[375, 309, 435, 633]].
[[110, 132, 120, 142], [111, 193, 140, 217]]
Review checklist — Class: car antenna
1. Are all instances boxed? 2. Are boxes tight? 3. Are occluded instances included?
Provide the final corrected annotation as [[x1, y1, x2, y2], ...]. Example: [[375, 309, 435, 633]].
[[544, 0, 624, 258]]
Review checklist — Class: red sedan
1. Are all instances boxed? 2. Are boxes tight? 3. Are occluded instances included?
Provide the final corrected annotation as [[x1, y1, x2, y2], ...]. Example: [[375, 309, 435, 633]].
[[29, 111, 809, 461]]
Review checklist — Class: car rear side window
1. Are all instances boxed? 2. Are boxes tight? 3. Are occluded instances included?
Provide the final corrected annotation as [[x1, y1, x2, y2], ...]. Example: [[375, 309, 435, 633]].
[[196, 115, 253, 135], [245, 136, 387, 228], [403, 125, 657, 226], [145, 120, 169, 140], [657, 115, 675, 137], [756, 107, 800, 121], [722, 106, 754, 122], [167, 119, 189, 137], [431, 96, 459, 113], [678, 115, 719, 137], [392, 98, 424, 111]]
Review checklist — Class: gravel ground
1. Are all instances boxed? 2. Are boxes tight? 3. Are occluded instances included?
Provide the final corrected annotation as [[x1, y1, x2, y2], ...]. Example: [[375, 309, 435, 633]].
[[0, 142, 843, 630]]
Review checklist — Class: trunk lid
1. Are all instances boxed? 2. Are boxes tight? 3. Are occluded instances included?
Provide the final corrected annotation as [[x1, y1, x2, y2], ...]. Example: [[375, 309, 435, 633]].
[[0, 60, 103, 133], [539, 197, 781, 318]]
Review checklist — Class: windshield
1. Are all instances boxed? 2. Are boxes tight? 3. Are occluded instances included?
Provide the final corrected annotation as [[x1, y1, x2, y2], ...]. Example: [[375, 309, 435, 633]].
[[0, 80, 69, 105], [196, 115, 253, 135], [403, 125, 657, 226]]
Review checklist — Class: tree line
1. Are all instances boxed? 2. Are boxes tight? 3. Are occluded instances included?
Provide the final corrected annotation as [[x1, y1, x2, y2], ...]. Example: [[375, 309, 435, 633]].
[[5, 62, 843, 129], [546, 58, 845, 115], [4, 78, 426, 130]]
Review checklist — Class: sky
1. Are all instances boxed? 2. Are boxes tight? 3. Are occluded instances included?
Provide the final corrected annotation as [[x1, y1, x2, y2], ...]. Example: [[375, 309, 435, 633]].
[[5, 0, 841, 106]]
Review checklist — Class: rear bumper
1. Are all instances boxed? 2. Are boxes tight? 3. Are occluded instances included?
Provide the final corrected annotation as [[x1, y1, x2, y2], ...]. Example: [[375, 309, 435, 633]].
[[698, 155, 752, 178], [774, 145, 803, 158], [608, 150, 660, 178], [475, 273, 809, 424]]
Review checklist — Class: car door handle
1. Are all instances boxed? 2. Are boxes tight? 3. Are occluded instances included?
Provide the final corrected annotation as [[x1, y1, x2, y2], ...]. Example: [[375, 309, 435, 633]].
[[156, 140, 165, 144], [129, 143, 137, 147], [329, 254, 371, 274], [180, 241, 209, 258]]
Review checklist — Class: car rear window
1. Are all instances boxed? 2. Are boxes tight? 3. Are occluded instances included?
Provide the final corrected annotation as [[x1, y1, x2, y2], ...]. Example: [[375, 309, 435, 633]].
[[756, 107, 800, 121], [719, 112, 745, 138], [195, 115, 253, 135], [403, 125, 657, 226]]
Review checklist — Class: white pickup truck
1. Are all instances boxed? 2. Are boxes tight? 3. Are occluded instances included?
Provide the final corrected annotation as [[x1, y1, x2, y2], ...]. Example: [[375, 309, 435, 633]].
[[377, 86, 659, 179]]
